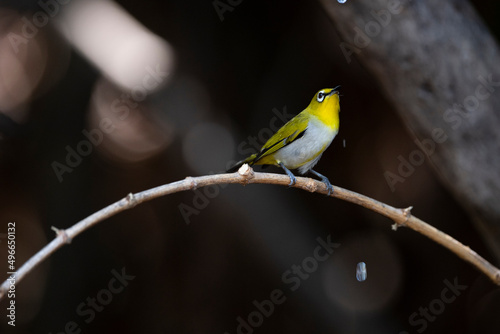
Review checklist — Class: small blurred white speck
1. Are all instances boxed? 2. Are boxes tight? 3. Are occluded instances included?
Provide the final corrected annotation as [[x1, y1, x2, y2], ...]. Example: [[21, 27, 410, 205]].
[[356, 262, 367, 282], [343, 139, 346, 148], [338, 0, 347, 3]]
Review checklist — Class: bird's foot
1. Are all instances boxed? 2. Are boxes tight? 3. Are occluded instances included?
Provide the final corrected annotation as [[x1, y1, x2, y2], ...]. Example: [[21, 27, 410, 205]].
[[310, 170, 334, 196], [279, 162, 297, 188], [322, 178, 334, 196]]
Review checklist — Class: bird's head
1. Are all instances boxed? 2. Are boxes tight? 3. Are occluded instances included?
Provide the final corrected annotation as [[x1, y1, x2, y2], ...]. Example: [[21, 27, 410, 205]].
[[307, 86, 341, 118]]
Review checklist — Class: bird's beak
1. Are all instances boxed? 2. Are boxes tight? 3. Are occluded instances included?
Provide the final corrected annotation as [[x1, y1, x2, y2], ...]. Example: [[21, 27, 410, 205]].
[[327, 85, 340, 96], [328, 85, 341, 96]]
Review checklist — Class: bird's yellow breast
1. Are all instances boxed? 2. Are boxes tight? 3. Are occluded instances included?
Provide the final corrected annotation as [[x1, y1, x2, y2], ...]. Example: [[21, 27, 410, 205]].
[[307, 93, 340, 132]]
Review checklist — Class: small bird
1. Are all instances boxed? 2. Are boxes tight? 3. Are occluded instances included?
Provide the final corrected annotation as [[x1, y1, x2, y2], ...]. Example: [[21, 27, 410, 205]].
[[228, 87, 341, 195]]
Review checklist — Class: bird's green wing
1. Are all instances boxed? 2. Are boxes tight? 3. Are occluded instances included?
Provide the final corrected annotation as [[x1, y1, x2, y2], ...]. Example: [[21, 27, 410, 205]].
[[253, 112, 309, 163]]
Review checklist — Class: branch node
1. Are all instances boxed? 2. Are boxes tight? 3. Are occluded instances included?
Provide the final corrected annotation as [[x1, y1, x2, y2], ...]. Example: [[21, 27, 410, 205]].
[[125, 193, 138, 208], [394, 206, 413, 230], [238, 164, 255, 184], [402, 206, 413, 223], [51, 226, 72, 244], [393, 206, 413, 231], [305, 179, 318, 193], [185, 176, 198, 189], [403, 206, 413, 218]]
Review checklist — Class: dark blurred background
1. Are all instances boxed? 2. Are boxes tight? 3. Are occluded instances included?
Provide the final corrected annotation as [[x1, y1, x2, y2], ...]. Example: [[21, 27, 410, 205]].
[[0, 0, 499, 333]]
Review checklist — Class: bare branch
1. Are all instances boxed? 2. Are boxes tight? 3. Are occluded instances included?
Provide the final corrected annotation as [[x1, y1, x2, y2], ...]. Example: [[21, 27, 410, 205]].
[[1, 166, 499, 301]]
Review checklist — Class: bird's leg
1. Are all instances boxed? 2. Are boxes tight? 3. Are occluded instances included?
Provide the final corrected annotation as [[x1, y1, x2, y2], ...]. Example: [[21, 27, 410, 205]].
[[310, 170, 333, 196], [278, 162, 296, 187]]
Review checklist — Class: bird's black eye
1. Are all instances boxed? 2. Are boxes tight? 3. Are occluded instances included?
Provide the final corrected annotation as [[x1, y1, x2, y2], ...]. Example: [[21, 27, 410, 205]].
[[317, 91, 326, 102]]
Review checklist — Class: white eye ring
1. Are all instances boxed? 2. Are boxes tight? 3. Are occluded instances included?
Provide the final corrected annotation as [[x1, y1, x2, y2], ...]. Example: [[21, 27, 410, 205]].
[[317, 91, 326, 103]]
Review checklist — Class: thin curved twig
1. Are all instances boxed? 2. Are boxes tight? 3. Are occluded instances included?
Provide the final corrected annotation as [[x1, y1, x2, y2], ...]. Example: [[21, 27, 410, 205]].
[[1, 165, 499, 301]]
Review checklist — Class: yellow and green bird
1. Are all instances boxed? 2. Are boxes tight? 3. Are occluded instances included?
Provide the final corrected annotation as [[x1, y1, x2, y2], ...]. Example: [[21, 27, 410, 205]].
[[228, 87, 341, 195]]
